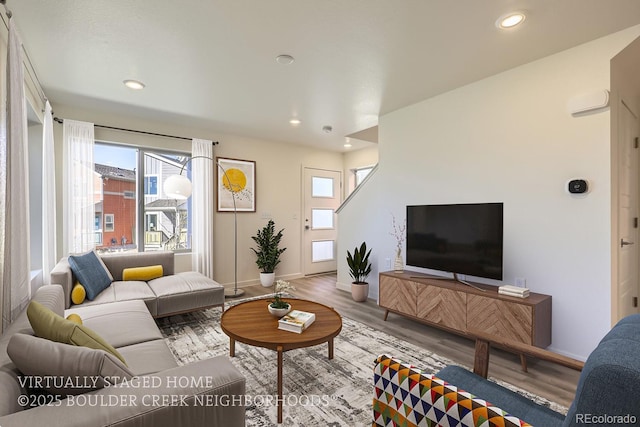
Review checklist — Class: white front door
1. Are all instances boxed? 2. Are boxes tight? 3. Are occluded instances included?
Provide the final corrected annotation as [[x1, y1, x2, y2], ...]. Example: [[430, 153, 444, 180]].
[[617, 99, 640, 319], [303, 168, 342, 275]]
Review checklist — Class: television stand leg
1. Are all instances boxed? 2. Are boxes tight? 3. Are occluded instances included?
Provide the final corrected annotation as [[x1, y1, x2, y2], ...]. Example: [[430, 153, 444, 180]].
[[383, 310, 389, 321], [520, 354, 528, 372]]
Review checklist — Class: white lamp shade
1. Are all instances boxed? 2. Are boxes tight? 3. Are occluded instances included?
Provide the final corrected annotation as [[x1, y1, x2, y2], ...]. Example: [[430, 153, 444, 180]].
[[164, 174, 193, 199]]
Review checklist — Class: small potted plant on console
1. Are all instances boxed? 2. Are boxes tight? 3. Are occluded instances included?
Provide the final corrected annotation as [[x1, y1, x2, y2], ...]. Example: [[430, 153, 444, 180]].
[[251, 219, 287, 287], [347, 242, 372, 302]]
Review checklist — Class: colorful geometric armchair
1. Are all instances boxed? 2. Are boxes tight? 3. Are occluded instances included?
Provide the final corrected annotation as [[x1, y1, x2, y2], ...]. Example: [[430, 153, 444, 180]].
[[374, 313, 640, 427], [373, 354, 535, 427]]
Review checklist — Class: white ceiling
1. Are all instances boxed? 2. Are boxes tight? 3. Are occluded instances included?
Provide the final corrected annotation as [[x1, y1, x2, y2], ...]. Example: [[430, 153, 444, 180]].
[[9, 0, 640, 151]]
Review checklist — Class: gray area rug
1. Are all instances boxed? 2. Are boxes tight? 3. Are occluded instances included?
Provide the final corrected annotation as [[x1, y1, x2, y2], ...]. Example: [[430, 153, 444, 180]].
[[157, 297, 566, 426]]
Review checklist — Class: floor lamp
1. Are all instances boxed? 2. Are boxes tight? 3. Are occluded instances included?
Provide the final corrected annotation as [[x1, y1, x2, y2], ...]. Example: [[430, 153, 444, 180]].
[[164, 156, 245, 298]]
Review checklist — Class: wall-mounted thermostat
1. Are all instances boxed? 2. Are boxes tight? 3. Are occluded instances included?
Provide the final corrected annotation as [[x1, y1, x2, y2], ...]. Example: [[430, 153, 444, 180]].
[[567, 179, 589, 194]]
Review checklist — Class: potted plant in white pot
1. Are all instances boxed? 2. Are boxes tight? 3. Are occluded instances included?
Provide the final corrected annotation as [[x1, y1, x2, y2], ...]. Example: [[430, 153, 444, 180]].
[[251, 219, 287, 287], [268, 279, 296, 317], [347, 242, 372, 302]]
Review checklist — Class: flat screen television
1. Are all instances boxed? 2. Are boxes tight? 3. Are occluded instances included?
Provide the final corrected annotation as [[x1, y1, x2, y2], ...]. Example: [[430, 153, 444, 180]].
[[406, 203, 503, 281]]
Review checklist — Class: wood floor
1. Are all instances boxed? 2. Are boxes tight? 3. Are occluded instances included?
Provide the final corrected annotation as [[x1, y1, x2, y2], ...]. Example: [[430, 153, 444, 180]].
[[231, 273, 580, 408]]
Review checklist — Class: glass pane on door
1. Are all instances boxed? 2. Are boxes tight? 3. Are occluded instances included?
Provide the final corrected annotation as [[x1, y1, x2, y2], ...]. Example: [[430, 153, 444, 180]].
[[312, 177, 334, 198], [311, 209, 334, 229], [312, 240, 334, 262]]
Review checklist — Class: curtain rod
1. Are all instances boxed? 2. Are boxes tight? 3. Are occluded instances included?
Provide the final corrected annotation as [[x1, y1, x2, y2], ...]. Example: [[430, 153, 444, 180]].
[[53, 117, 219, 144]]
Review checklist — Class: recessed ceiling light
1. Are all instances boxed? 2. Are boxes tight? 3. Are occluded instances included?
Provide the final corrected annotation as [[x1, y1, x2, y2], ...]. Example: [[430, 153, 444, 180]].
[[276, 54, 295, 65], [123, 79, 145, 90], [289, 118, 301, 125], [496, 12, 526, 29], [344, 143, 352, 148]]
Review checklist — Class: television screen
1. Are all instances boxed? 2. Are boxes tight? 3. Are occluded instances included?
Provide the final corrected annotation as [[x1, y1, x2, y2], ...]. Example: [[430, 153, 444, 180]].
[[406, 203, 503, 280]]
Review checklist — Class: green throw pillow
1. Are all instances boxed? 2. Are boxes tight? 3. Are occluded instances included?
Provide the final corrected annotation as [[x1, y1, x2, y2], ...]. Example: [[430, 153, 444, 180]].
[[27, 300, 127, 365]]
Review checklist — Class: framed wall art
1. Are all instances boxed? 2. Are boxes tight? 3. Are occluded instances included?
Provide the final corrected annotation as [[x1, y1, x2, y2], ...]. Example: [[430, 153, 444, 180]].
[[216, 157, 256, 212]]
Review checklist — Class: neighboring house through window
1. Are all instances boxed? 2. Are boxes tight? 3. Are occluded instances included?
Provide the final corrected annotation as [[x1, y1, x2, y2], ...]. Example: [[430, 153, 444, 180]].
[[104, 214, 115, 231], [94, 142, 191, 252]]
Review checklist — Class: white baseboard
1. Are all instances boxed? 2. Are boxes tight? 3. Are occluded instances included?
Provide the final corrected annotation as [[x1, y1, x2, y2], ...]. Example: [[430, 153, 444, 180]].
[[219, 273, 305, 288], [546, 346, 587, 362], [336, 281, 351, 292]]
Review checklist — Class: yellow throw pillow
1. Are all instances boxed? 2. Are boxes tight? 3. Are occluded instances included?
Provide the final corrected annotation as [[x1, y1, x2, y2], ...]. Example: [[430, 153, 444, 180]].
[[122, 265, 163, 281], [27, 301, 126, 365], [66, 313, 83, 325], [71, 283, 86, 305]]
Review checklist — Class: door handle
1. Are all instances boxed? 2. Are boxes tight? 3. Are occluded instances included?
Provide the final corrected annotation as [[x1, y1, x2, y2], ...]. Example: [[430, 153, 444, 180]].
[[621, 239, 635, 247]]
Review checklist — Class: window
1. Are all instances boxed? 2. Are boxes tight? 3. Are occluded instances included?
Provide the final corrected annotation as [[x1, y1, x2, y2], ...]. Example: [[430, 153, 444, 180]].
[[355, 166, 374, 187], [104, 214, 114, 231], [94, 214, 102, 245], [94, 142, 191, 253], [143, 152, 191, 251], [145, 213, 159, 231], [144, 176, 158, 195]]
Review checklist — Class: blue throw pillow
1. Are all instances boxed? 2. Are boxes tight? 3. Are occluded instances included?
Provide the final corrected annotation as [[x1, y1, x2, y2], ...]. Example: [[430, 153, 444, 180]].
[[68, 251, 112, 300]]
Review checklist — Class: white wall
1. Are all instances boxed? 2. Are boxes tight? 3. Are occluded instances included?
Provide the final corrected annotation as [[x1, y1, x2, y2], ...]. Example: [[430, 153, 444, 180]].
[[338, 25, 640, 359], [336, 169, 381, 293], [51, 105, 344, 285]]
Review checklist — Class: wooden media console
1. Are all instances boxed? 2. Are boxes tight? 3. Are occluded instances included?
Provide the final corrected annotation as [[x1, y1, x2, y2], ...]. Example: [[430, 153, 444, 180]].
[[379, 272, 552, 353]]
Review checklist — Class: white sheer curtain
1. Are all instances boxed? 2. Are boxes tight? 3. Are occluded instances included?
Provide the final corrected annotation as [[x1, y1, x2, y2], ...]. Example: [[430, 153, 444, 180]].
[[42, 101, 57, 284], [0, 17, 6, 332], [191, 139, 214, 279], [63, 120, 95, 255], [1, 20, 31, 331]]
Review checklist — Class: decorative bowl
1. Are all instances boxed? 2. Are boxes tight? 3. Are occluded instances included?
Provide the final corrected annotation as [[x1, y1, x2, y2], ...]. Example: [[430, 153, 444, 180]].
[[268, 303, 291, 317]]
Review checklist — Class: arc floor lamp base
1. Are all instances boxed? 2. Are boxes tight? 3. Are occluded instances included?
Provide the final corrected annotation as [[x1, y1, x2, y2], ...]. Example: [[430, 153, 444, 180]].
[[224, 288, 246, 298]]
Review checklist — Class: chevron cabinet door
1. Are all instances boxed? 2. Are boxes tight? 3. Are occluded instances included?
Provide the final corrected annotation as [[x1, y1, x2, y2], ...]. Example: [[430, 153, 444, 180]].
[[467, 295, 533, 344], [417, 285, 467, 331], [379, 275, 417, 316]]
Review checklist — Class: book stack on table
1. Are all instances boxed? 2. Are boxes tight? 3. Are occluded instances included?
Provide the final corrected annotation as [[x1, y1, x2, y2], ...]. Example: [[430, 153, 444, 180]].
[[278, 310, 316, 333], [498, 285, 530, 298]]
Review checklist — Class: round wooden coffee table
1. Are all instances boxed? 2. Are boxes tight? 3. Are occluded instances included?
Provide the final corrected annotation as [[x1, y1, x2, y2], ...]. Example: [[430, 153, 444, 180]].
[[220, 298, 342, 423]]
